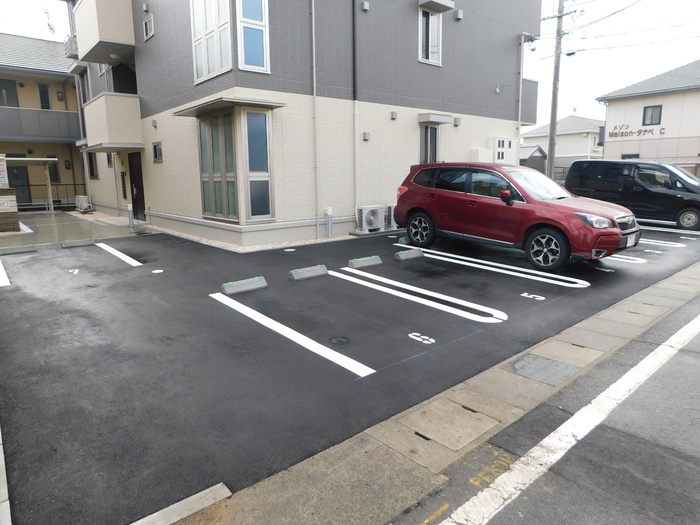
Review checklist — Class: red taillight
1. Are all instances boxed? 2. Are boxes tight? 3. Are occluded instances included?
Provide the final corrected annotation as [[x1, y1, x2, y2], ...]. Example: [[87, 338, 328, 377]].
[[397, 186, 408, 200]]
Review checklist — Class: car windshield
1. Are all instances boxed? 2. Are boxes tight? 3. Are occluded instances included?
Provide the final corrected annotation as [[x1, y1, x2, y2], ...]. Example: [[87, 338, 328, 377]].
[[503, 167, 571, 200], [665, 164, 700, 187]]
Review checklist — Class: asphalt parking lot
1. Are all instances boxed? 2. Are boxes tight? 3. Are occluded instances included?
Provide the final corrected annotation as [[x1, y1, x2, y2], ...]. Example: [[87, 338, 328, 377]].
[[0, 225, 698, 524]]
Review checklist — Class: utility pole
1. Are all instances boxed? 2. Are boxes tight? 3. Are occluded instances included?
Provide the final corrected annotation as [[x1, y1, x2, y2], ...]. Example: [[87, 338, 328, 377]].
[[546, 0, 565, 179]]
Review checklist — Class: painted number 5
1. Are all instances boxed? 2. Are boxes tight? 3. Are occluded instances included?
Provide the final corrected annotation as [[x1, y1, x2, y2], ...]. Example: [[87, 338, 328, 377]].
[[521, 292, 545, 301]]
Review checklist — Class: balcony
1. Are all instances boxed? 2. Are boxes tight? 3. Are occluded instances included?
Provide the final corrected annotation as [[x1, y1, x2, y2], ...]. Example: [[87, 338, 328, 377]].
[[0, 107, 81, 143], [73, 0, 135, 65], [82, 93, 144, 152]]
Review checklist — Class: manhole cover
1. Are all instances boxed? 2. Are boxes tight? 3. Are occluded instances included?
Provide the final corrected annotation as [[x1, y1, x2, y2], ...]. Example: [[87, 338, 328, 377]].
[[329, 336, 350, 346]]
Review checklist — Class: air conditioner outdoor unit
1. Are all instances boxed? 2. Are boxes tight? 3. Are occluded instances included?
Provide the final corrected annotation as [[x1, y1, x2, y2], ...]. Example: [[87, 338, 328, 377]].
[[385, 204, 398, 229], [356, 205, 386, 233], [75, 195, 94, 214]]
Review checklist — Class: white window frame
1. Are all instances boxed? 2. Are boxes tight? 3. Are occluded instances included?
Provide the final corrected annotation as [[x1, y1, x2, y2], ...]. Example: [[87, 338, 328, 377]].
[[236, 0, 270, 73], [243, 109, 273, 219], [143, 13, 155, 41], [419, 8, 442, 66], [420, 125, 439, 163], [190, 0, 232, 83]]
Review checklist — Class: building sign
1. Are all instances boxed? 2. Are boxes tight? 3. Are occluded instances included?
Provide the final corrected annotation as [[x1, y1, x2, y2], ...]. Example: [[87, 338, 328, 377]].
[[608, 124, 666, 139], [0, 157, 8, 186]]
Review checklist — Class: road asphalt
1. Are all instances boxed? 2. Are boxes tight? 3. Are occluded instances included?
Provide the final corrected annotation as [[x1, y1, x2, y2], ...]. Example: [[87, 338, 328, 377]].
[[1, 211, 698, 525]]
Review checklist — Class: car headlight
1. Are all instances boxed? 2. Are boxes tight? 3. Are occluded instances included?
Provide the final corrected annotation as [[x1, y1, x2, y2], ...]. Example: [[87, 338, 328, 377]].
[[575, 212, 613, 229]]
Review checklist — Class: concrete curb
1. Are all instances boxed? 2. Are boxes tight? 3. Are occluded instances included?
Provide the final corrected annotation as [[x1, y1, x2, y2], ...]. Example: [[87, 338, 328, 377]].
[[0, 421, 11, 525], [131, 483, 231, 525], [174, 262, 700, 525]]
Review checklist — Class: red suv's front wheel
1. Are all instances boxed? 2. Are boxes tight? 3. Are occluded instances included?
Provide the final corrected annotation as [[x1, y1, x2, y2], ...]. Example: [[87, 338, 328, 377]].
[[407, 211, 436, 247], [525, 228, 570, 271]]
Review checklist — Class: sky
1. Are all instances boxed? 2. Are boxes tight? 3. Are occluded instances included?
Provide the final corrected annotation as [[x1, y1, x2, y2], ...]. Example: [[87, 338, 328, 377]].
[[0, 0, 699, 129], [525, 0, 700, 127]]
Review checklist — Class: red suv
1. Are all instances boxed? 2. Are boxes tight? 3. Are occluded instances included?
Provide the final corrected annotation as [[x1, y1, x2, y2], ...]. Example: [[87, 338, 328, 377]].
[[394, 163, 641, 271]]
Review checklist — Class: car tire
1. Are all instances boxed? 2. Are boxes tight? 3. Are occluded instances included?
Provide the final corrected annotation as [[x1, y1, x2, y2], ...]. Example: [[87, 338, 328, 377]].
[[406, 211, 436, 247], [676, 208, 700, 230], [525, 228, 570, 271]]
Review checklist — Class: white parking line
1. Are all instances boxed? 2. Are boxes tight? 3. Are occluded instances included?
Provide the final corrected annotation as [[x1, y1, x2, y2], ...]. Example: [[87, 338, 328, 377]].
[[641, 225, 700, 235], [394, 245, 590, 289], [439, 313, 700, 525], [209, 293, 375, 378], [639, 239, 686, 247], [605, 254, 647, 264], [95, 243, 143, 267], [330, 268, 507, 323], [0, 260, 9, 287]]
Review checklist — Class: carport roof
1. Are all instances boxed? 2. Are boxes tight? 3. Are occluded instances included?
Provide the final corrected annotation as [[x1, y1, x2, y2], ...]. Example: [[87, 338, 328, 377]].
[[640, 155, 700, 167]]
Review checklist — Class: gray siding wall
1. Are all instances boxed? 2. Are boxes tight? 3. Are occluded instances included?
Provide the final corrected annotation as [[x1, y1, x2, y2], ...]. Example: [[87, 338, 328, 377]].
[[132, 0, 540, 120]]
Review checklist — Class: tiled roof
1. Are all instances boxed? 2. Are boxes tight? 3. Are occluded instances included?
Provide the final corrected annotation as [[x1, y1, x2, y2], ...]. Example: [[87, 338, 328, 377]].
[[522, 115, 604, 138], [0, 33, 73, 75], [598, 59, 700, 101]]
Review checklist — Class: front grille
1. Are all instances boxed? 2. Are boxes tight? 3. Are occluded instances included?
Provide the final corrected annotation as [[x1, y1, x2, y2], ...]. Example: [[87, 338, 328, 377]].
[[615, 214, 637, 232]]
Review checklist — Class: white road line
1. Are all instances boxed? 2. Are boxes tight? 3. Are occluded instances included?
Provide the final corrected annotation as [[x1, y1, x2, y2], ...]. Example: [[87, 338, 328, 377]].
[[0, 260, 9, 287], [95, 242, 143, 267], [440, 313, 700, 525], [331, 269, 507, 323], [209, 293, 375, 378], [394, 245, 590, 289]]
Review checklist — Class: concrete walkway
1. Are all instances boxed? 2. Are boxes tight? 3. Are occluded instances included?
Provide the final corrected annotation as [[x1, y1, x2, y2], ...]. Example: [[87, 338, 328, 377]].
[[0, 211, 150, 250]]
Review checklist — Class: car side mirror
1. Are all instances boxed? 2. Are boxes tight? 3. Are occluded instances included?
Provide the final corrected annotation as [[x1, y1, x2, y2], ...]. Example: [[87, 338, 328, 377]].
[[499, 189, 514, 206], [663, 179, 673, 189]]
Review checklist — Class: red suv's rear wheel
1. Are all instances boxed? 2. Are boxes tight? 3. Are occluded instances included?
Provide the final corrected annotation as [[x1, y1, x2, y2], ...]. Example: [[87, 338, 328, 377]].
[[407, 211, 436, 247], [525, 228, 570, 271]]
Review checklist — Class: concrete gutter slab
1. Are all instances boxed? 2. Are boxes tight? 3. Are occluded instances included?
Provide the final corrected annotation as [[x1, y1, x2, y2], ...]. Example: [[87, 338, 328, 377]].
[[195, 433, 447, 525], [365, 420, 461, 474], [529, 339, 604, 368], [464, 368, 557, 411], [508, 354, 581, 387], [397, 398, 499, 451]]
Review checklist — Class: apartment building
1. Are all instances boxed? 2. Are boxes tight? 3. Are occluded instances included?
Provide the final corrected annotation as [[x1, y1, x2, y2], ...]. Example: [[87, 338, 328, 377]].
[[62, 0, 540, 246], [597, 59, 700, 177], [0, 33, 84, 210]]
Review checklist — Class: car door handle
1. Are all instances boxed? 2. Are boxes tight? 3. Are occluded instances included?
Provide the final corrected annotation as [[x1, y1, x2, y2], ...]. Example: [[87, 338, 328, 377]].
[[468, 200, 478, 207], [427, 193, 437, 199]]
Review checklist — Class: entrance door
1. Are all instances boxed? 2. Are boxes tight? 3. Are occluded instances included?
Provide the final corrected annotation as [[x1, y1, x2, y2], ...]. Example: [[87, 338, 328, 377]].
[[7, 154, 30, 204], [127, 152, 146, 221]]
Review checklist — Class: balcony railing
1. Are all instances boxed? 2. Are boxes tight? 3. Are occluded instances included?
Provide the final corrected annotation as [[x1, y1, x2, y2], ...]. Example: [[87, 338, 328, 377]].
[[0, 107, 81, 143], [64, 36, 78, 59]]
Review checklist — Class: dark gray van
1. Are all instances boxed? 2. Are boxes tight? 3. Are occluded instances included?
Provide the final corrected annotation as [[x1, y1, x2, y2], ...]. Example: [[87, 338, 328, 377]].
[[565, 160, 700, 230]]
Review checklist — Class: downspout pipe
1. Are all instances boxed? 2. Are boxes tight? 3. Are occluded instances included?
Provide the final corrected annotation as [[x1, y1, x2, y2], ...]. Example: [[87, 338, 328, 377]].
[[311, 0, 321, 239], [352, 0, 360, 216]]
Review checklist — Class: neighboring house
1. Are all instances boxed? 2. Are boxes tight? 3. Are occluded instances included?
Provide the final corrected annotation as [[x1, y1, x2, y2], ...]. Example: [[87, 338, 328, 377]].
[[521, 115, 603, 179], [597, 59, 700, 177], [519, 144, 546, 173], [60, 0, 540, 246], [0, 33, 85, 209]]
